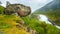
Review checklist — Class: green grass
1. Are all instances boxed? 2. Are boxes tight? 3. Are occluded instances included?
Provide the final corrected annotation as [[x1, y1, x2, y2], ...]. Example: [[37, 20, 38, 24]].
[[0, 22, 10, 29], [22, 16, 60, 34]]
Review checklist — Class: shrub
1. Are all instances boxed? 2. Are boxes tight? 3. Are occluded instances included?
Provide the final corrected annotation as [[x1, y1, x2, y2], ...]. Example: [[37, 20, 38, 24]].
[[0, 6, 4, 14]]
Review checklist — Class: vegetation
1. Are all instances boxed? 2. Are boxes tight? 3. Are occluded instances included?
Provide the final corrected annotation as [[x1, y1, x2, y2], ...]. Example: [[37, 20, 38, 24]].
[[0, 5, 60, 34], [34, 9, 60, 26], [0, 14, 29, 34], [22, 16, 60, 34], [0, 6, 4, 14]]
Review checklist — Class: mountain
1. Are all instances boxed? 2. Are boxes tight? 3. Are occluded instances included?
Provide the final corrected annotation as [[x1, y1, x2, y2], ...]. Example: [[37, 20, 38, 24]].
[[35, 0, 60, 11], [34, 0, 60, 26]]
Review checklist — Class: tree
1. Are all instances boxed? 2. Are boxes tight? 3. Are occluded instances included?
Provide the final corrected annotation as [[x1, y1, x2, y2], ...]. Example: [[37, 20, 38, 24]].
[[0, 1, 2, 5], [6, 1, 10, 6]]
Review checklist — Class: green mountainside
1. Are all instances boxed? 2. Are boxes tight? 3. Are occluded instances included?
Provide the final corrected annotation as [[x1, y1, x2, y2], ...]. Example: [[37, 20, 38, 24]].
[[34, 0, 60, 26]]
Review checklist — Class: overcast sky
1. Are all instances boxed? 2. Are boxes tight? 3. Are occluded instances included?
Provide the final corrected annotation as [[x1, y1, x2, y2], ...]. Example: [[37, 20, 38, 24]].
[[0, 0, 53, 13]]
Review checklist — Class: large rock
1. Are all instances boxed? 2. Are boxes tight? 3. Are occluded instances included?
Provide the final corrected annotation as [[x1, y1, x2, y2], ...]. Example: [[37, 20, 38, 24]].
[[4, 4, 31, 17]]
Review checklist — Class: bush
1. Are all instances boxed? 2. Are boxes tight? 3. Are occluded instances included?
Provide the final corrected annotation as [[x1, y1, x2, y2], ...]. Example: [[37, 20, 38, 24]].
[[0, 6, 4, 14]]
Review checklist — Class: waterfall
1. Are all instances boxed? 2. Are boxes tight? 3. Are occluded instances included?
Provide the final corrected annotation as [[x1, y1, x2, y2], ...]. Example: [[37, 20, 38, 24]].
[[38, 14, 60, 29]]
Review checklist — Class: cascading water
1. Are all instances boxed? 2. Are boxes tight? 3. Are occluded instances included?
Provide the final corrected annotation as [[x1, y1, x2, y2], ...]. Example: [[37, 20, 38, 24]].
[[38, 14, 52, 24], [38, 14, 60, 29]]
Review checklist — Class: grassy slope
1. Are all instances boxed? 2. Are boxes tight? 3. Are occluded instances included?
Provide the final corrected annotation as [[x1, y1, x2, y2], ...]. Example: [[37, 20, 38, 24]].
[[22, 17, 60, 34], [0, 6, 29, 34], [0, 14, 29, 34], [0, 5, 60, 34]]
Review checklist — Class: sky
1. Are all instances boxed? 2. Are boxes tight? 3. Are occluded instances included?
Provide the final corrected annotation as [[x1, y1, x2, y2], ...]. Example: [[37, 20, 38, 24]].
[[0, 0, 53, 13]]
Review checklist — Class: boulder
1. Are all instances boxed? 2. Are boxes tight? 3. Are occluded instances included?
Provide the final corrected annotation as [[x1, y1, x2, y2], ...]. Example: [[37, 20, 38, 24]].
[[4, 4, 31, 17]]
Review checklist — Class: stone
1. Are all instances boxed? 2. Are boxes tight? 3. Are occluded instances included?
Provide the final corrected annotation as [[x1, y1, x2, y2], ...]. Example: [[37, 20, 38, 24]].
[[4, 4, 31, 17]]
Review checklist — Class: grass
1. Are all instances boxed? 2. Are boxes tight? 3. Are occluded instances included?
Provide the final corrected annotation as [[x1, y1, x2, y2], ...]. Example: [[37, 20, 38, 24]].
[[22, 16, 60, 34], [0, 14, 29, 34]]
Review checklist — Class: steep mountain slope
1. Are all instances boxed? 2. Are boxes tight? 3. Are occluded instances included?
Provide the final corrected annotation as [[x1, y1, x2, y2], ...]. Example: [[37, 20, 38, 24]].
[[34, 0, 60, 26], [35, 0, 60, 11]]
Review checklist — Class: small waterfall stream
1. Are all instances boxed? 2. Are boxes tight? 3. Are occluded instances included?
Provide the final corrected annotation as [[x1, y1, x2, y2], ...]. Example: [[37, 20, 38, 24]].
[[38, 14, 60, 29]]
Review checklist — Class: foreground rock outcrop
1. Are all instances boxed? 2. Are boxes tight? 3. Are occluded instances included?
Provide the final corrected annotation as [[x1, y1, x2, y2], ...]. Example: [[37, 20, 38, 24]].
[[4, 4, 31, 17]]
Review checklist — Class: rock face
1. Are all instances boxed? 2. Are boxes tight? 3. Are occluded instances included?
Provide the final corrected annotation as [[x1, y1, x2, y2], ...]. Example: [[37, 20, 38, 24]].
[[4, 4, 31, 17]]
